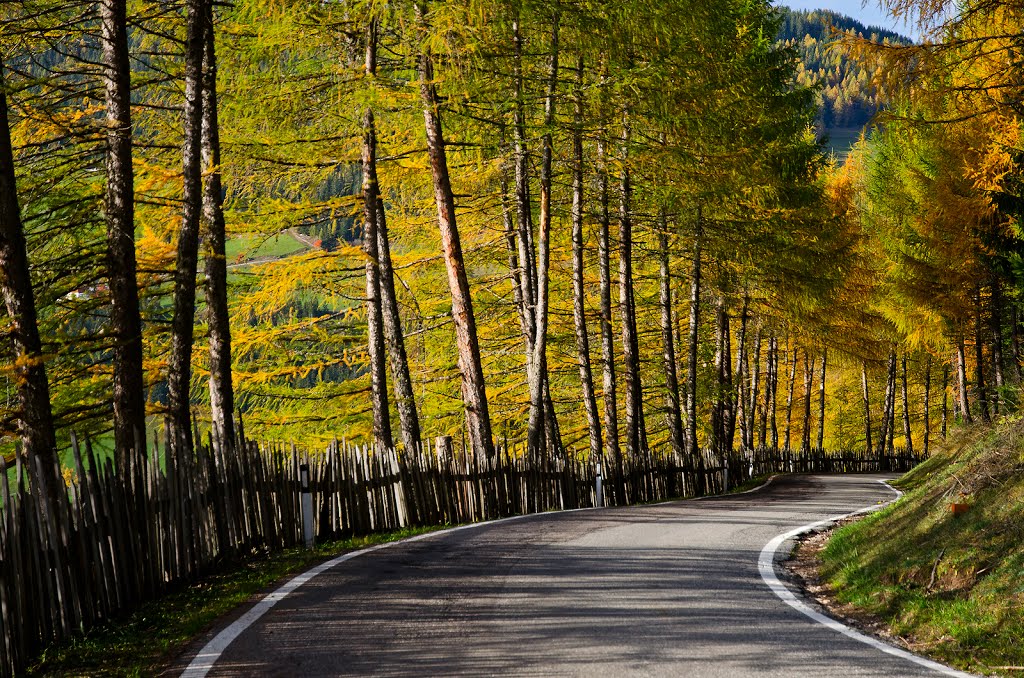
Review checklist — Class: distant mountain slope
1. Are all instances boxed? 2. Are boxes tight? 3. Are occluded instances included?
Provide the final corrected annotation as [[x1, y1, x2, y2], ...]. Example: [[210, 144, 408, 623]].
[[778, 7, 910, 130]]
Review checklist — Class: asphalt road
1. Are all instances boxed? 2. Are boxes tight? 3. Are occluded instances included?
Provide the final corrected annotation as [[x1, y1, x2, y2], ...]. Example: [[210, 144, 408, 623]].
[[181, 474, 963, 677]]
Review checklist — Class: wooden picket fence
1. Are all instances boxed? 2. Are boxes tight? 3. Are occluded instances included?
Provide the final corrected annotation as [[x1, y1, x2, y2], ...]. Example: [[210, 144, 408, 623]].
[[0, 426, 925, 677]]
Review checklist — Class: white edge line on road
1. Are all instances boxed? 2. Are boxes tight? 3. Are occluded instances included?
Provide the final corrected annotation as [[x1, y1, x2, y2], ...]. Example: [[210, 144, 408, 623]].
[[758, 479, 977, 678], [182, 473, 782, 677]]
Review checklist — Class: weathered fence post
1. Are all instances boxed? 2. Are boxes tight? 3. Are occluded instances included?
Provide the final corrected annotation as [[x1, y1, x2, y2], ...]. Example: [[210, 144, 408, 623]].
[[300, 463, 314, 549]]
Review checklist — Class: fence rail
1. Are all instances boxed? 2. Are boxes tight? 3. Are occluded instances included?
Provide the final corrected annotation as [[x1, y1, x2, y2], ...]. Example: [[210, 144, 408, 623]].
[[0, 428, 925, 677]]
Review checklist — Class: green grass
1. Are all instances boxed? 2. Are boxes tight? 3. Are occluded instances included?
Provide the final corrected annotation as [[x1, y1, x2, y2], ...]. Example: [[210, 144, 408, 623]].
[[224, 231, 307, 264], [27, 524, 447, 677], [818, 419, 1024, 676]]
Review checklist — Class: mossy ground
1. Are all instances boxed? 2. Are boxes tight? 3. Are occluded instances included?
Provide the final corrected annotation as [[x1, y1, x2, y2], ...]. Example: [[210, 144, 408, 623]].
[[819, 419, 1024, 676]]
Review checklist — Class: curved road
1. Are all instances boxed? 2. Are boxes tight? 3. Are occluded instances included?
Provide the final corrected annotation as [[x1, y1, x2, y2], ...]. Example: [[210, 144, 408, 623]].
[[180, 474, 965, 677]]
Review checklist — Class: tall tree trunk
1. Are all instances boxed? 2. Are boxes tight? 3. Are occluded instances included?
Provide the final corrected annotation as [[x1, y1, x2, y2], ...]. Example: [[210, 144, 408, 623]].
[[942, 363, 949, 437], [900, 353, 913, 454], [201, 0, 234, 451], [1011, 304, 1022, 380], [499, 128, 529, 342], [748, 327, 762, 449], [596, 76, 622, 498], [659, 213, 685, 460], [0, 60, 62, 503], [570, 58, 601, 461], [800, 352, 813, 454], [923, 355, 931, 456], [734, 292, 749, 450], [101, 0, 147, 468], [511, 18, 535, 345], [618, 108, 645, 459], [769, 335, 779, 448], [167, 0, 207, 455], [361, 22, 393, 450], [526, 16, 559, 455], [783, 343, 797, 451], [416, 4, 494, 459], [816, 350, 827, 449], [878, 351, 896, 455], [974, 286, 990, 422], [956, 333, 972, 423], [990, 277, 1005, 412], [712, 295, 733, 454], [377, 205, 420, 452], [861, 361, 873, 455], [685, 210, 703, 460]]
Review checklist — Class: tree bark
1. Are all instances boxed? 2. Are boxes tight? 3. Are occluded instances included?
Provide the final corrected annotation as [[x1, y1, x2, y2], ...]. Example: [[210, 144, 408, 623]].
[[900, 353, 913, 454], [878, 351, 896, 455], [0, 60, 62, 503], [416, 4, 494, 459], [570, 58, 602, 461], [734, 292, 749, 450], [974, 286, 990, 422], [526, 16, 559, 455], [783, 343, 797, 451], [596, 74, 622, 498], [1012, 304, 1022, 380], [923, 355, 931, 456], [658, 213, 685, 461], [769, 335, 779, 448], [800, 352, 813, 454], [200, 0, 235, 452], [941, 363, 949, 437], [816, 350, 827, 449], [711, 295, 733, 455], [511, 18, 535, 347], [956, 333, 972, 423], [361, 22, 393, 450], [861, 361, 873, 455], [990, 277, 1005, 412], [101, 0, 147, 469], [685, 211, 703, 460], [618, 108, 645, 459], [167, 0, 207, 455], [748, 327, 762, 449]]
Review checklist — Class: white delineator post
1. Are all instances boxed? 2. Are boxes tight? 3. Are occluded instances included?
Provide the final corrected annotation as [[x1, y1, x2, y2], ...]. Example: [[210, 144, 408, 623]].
[[595, 461, 603, 508], [300, 463, 314, 549]]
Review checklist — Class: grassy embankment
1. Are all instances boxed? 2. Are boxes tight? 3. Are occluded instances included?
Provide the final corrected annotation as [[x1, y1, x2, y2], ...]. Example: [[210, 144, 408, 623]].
[[819, 418, 1024, 676]]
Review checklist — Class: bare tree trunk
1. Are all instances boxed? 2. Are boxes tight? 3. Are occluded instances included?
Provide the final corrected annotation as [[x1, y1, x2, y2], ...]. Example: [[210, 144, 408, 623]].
[[618, 109, 645, 459], [596, 79, 622, 498], [167, 0, 207, 455], [570, 58, 601, 461], [769, 335, 779, 448], [685, 211, 703, 460], [783, 343, 797, 451], [800, 352, 813, 454], [1012, 305, 1022, 380], [659, 213, 685, 460], [200, 0, 234, 451], [956, 334, 972, 423], [974, 287, 990, 422], [942, 363, 949, 437], [0, 61, 62, 502], [526, 16, 559, 455], [816, 350, 827, 449], [361, 22, 393, 450], [377, 204, 420, 452], [416, 4, 494, 459], [101, 0, 147, 468], [711, 296, 733, 454], [900, 353, 913, 454], [923, 355, 931, 456], [990, 277, 1005, 412], [877, 351, 896, 455], [511, 18, 536, 346], [734, 292, 749, 450], [861, 361, 873, 455], [748, 327, 762, 449]]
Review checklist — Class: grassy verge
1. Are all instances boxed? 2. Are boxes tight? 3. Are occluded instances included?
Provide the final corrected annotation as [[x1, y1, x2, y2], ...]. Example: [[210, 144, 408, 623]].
[[27, 525, 447, 677], [818, 419, 1024, 676]]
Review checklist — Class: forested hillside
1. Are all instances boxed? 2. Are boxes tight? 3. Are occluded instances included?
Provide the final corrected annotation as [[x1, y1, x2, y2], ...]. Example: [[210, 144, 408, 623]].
[[779, 8, 908, 129]]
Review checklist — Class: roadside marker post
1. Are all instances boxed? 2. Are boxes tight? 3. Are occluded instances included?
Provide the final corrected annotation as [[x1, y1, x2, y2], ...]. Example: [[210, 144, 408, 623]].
[[595, 462, 603, 508], [300, 464, 314, 549]]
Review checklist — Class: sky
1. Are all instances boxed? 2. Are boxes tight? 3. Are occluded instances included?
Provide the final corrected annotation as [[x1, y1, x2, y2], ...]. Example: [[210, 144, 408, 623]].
[[781, 0, 918, 39]]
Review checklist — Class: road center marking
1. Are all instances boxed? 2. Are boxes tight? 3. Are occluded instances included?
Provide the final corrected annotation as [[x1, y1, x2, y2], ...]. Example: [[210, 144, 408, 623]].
[[757, 479, 976, 678]]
